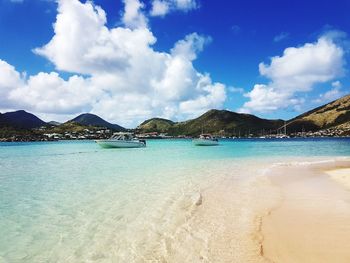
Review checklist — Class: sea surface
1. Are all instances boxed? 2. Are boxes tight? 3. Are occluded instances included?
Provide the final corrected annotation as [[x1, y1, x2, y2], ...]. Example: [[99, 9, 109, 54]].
[[1, 138, 350, 262]]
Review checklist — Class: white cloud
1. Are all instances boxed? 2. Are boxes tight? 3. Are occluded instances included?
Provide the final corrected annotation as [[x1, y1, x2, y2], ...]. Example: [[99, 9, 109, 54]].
[[150, 0, 197, 17], [10, 72, 97, 114], [171, 33, 211, 60], [150, 0, 170, 16], [175, 0, 197, 10], [122, 0, 148, 29], [1, 0, 226, 127], [0, 60, 24, 108], [0, 59, 95, 115], [241, 35, 345, 113], [34, 0, 155, 75], [179, 77, 226, 117]]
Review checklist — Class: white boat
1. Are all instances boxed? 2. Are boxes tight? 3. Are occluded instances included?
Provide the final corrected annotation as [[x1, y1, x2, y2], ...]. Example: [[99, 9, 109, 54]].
[[193, 134, 219, 146], [95, 132, 146, 148]]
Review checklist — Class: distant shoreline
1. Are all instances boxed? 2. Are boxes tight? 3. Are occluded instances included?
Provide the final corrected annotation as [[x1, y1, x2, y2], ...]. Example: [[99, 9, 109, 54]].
[[1, 136, 350, 143]]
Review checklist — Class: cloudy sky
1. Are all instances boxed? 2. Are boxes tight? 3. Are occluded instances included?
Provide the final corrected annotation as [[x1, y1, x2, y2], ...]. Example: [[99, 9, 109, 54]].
[[0, 0, 349, 127]]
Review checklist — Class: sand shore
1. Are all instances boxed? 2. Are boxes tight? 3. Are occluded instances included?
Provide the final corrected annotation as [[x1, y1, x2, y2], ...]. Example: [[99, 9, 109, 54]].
[[261, 160, 350, 263], [154, 158, 350, 262], [325, 167, 350, 190]]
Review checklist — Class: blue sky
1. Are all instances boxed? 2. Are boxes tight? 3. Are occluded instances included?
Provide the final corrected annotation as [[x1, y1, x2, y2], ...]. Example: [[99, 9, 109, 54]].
[[0, 0, 349, 126]]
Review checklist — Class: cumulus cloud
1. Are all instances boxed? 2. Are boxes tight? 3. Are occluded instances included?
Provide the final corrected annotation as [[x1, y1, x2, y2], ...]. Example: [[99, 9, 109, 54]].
[[0, 60, 24, 108], [179, 77, 226, 117], [10, 73, 97, 114], [34, 0, 155, 75], [150, 0, 170, 16], [122, 0, 148, 29], [241, 35, 345, 113], [1, 0, 226, 127], [0, 59, 95, 115], [150, 0, 197, 17]]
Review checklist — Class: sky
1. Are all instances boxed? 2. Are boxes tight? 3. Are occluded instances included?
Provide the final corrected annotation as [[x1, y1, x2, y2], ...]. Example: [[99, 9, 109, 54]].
[[0, 0, 349, 127]]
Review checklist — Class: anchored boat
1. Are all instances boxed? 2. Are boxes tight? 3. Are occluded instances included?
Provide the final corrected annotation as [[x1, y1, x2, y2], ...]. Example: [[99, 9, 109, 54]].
[[95, 132, 146, 148], [193, 134, 219, 146]]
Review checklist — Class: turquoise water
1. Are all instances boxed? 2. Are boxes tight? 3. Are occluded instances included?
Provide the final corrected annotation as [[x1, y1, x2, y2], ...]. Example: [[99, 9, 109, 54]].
[[1, 138, 350, 262]]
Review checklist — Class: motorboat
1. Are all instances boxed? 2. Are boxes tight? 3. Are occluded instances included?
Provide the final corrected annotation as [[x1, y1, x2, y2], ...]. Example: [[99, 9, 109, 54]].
[[95, 132, 146, 148], [193, 134, 219, 146]]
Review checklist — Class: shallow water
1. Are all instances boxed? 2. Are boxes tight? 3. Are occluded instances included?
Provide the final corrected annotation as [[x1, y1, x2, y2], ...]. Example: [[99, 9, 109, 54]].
[[0, 138, 350, 262]]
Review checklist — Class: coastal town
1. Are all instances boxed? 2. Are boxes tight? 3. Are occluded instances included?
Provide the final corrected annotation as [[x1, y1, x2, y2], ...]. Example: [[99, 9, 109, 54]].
[[1, 94, 350, 142], [1, 124, 349, 142]]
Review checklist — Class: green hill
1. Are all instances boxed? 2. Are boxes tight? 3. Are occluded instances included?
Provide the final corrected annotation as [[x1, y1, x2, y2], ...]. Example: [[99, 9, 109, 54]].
[[2, 94, 349, 139], [137, 118, 175, 133], [137, 110, 284, 136], [0, 110, 46, 129], [47, 121, 94, 133], [170, 110, 283, 136], [70, 113, 125, 131]]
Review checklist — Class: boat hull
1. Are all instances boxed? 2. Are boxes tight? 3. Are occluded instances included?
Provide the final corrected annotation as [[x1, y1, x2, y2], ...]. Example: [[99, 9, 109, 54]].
[[193, 138, 219, 146], [95, 140, 146, 148]]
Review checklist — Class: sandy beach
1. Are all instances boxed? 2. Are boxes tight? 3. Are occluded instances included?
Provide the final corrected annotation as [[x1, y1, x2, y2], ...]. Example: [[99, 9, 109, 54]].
[[261, 160, 350, 263], [141, 158, 350, 262], [326, 167, 350, 190]]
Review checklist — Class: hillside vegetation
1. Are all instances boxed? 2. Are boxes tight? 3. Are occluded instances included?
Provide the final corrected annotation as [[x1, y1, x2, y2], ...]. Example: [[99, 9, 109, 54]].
[[47, 121, 95, 133], [71, 113, 125, 131], [137, 118, 175, 133], [288, 94, 350, 132], [138, 110, 284, 136], [0, 110, 46, 129], [2, 94, 350, 138]]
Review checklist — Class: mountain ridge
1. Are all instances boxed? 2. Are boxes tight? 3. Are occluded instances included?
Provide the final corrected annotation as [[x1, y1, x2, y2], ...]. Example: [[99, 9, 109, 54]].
[[0, 110, 46, 129], [69, 113, 125, 131], [1, 94, 350, 137], [138, 94, 350, 136], [287, 94, 350, 132], [138, 109, 285, 136]]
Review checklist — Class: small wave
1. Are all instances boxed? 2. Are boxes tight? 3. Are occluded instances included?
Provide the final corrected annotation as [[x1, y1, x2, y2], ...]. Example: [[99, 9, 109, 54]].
[[264, 157, 350, 170]]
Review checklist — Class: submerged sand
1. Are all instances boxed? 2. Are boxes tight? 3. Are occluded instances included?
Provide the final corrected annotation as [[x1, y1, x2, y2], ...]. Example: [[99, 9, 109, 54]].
[[261, 160, 350, 263], [138, 158, 350, 262], [133, 160, 281, 262]]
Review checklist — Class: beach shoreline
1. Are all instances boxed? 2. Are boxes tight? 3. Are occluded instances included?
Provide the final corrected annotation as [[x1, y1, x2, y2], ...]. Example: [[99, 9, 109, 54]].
[[260, 159, 350, 263], [126, 157, 350, 262]]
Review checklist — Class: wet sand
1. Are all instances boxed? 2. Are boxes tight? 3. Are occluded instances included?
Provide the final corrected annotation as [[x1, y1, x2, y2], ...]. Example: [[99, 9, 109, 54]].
[[133, 158, 350, 262], [137, 161, 282, 263], [325, 167, 350, 190], [261, 160, 350, 263], [153, 158, 350, 262]]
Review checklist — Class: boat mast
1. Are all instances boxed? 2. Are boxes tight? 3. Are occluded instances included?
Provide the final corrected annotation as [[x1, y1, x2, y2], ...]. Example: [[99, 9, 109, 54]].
[[284, 121, 287, 135]]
